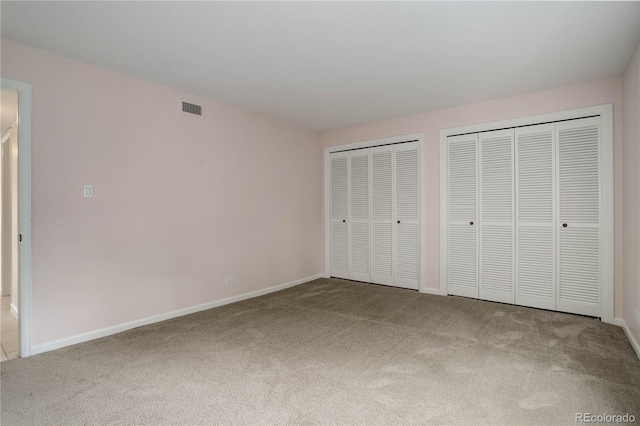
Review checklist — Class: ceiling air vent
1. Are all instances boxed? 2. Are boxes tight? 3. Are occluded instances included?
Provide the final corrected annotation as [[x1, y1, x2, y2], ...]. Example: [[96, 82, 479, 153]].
[[182, 101, 202, 116]]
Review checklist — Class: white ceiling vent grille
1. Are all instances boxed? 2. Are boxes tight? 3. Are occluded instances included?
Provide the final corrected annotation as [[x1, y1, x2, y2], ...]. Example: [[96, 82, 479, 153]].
[[182, 101, 202, 116]]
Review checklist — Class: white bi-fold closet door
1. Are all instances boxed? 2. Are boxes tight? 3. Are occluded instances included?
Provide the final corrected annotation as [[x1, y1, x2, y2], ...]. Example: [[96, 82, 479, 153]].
[[556, 117, 602, 317], [330, 152, 349, 280], [447, 133, 479, 298], [447, 129, 515, 303], [330, 142, 420, 290], [479, 129, 515, 304], [446, 116, 603, 317], [349, 149, 371, 283], [514, 123, 556, 311]]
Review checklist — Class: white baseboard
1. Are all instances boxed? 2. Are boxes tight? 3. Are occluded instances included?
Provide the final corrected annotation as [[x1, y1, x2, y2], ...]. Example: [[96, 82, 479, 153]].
[[420, 286, 445, 296], [613, 317, 640, 360], [31, 273, 323, 356], [10, 303, 18, 319]]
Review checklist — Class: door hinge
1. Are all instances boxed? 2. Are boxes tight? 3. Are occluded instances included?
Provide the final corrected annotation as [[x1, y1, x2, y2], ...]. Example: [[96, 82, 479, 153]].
[[19, 234, 22, 242]]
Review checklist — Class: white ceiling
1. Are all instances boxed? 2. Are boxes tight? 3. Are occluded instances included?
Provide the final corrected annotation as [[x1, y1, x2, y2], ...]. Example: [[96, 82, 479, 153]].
[[1, 89, 18, 137], [1, 2, 639, 131]]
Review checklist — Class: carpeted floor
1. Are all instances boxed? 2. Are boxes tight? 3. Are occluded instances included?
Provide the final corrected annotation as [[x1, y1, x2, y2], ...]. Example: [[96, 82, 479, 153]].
[[2, 278, 639, 425]]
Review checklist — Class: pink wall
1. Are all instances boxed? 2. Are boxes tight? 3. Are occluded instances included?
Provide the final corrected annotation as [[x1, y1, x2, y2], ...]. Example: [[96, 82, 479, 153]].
[[623, 39, 640, 343], [1, 39, 322, 346], [321, 76, 625, 318], [1, 35, 631, 347]]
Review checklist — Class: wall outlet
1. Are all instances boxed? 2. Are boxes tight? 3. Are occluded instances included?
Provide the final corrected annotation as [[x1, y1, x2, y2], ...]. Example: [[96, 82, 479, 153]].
[[225, 277, 235, 285], [635, 309, 640, 325]]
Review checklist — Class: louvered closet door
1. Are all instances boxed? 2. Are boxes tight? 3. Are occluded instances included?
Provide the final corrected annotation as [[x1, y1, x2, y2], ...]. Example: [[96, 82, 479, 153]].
[[515, 124, 556, 310], [370, 145, 394, 286], [394, 142, 420, 289], [479, 129, 514, 304], [330, 152, 349, 279], [349, 149, 371, 282], [556, 117, 601, 317], [447, 134, 478, 298]]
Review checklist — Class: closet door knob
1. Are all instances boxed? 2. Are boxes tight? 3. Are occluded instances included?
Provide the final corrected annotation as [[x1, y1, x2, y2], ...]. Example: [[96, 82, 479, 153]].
[[397, 221, 401, 224], [470, 221, 474, 225], [343, 220, 346, 223], [562, 223, 567, 228]]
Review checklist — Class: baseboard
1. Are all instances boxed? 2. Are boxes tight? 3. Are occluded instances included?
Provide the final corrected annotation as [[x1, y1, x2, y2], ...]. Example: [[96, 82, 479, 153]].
[[31, 273, 323, 356], [420, 286, 445, 296], [10, 303, 18, 319], [613, 317, 640, 360]]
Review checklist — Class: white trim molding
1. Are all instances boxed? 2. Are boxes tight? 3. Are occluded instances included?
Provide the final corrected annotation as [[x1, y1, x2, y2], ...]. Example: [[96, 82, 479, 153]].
[[613, 318, 640, 360], [323, 133, 427, 292], [440, 104, 614, 324], [31, 273, 323, 355], [1, 77, 33, 357]]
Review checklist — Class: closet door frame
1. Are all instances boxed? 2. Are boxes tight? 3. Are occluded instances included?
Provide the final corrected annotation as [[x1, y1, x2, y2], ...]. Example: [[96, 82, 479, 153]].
[[324, 133, 426, 291], [440, 104, 614, 324]]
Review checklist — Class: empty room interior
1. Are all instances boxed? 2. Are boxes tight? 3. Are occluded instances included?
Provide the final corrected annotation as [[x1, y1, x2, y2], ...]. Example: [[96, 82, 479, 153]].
[[1, 1, 640, 425]]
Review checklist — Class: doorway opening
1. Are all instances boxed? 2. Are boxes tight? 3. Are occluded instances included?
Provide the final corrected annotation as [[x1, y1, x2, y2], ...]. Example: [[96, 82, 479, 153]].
[[1, 77, 32, 359], [1, 88, 19, 360]]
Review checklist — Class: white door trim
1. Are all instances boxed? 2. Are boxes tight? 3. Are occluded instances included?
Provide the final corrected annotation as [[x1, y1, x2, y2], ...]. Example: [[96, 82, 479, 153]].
[[1, 77, 33, 357], [324, 133, 426, 292], [440, 104, 614, 324]]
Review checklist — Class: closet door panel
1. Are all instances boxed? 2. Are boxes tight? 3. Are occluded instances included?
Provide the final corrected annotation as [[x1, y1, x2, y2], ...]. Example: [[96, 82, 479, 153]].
[[447, 134, 478, 298], [394, 142, 420, 289], [349, 222, 370, 281], [518, 226, 554, 301], [557, 117, 601, 317], [448, 137, 478, 223], [396, 223, 419, 289], [480, 226, 513, 303], [331, 222, 348, 276], [559, 228, 599, 312], [371, 223, 393, 284], [395, 144, 419, 222], [330, 152, 349, 279], [349, 150, 371, 282], [370, 146, 394, 285], [515, 124, 555, 310], [479, 129, 514, 304], [449, 223, 477, 296]]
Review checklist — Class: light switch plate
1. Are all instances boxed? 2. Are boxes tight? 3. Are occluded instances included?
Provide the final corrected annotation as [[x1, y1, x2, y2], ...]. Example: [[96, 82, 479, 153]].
[[84, 185, 93, 198]]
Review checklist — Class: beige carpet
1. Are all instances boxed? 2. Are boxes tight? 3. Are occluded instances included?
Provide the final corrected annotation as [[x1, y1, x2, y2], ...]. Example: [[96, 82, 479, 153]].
[[1, 278, 639, 425]]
